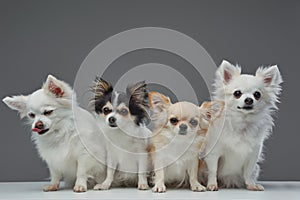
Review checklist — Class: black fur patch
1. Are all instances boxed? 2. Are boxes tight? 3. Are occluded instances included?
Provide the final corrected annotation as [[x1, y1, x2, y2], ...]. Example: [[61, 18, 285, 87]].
[[92, 78, 150, 126], [129, 99, 150, 125], [126, 81, 150, 125], [95, 92, 112, 114], [92, 77, 113, 114]]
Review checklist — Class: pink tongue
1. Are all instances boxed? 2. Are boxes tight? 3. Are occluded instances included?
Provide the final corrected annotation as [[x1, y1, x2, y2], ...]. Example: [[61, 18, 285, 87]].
[[32, 128, 41, 132]]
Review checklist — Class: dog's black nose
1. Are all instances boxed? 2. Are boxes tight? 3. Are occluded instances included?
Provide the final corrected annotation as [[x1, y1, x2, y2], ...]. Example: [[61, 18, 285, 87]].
[[35, 121, 44, 129], [108, 116, 116, 124], [179, 124, 188, 131], [244, 98, 254, 105]]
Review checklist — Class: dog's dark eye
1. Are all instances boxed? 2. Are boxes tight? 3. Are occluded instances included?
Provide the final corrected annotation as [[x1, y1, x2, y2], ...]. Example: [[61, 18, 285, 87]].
[[170, 117, 179, 125], [103, 107, 111, 115], [44, 110, 53, 116], [119, 108, 128, 116], [233, 90, 242, 99], [190, 119, 198, 126], [28, 113, 35, 118], [253, 91, 261, 100]]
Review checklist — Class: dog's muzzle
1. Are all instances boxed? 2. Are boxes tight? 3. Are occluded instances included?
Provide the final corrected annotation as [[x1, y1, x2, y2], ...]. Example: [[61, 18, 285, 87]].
[[237, 105, 253, 110], [178, 124, 188, 135], [31, 121, 49, 135], [108, 116, 117, 128], [32, 121, 49, 135]]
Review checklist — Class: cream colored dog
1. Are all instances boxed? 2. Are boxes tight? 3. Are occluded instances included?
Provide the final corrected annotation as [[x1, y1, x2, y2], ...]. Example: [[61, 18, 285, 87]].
[[149, 92, 224, 193]]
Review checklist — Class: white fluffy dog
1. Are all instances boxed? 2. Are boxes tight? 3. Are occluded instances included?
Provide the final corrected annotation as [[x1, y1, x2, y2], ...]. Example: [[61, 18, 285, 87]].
[[3, 75, 106, 192], [203, 60, 282, 191]]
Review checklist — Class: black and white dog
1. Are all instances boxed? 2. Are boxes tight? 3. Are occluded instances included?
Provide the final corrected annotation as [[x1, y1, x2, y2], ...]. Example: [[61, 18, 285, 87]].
[[91, 78, 151, 190]]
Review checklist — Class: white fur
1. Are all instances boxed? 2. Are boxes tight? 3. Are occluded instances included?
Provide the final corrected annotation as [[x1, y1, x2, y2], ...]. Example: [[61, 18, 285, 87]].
[[3, 75, 106, 192], [203, 60, 282, 191]]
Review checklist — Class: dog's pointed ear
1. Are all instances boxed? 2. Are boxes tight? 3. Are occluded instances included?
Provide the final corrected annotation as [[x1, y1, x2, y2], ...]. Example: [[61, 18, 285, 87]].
[[43, 75, 72, 98], [256, 65, 283, 87], [149, 91, 171, 114], [127, 81, 150, 125], [92, 77, 113, 100], [199, 101, 224, 129], [148, 92, 172, 129], [3, 95, 28, 118], [126, 81, 148, 108], [217, 60, 241, 84]]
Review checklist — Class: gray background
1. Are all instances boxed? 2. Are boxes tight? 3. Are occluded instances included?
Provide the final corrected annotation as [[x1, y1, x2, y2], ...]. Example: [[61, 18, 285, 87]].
[[0, 0, 299, 181]]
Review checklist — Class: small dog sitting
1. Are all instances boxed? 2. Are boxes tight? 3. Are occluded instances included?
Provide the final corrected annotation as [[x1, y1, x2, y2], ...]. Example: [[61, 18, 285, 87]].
[[2, 75, 106, 192], [91, 78, 151, 190], [149, 92, 224, 193], [203, 60, 283, 191]]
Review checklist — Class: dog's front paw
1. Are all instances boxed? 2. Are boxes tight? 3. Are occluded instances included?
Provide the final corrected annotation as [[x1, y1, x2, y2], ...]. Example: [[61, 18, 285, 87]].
[[73, 185, 87, 193], [152, 182, 166, 193], [190, 182, 206, 192], [138, 183, 149, 190], [43, 184, 59, 192], [207, 184, 218, 191], [246, 184, 264, 191], [93, 183, 111, 190]]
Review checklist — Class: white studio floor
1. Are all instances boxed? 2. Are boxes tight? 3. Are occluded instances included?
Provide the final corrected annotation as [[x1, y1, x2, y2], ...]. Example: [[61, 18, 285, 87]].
[[0, 181, 299, 200]]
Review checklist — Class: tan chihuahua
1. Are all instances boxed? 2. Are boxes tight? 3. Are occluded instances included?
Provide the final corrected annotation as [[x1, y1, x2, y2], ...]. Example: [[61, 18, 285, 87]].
[[148, 92, 224, 193]]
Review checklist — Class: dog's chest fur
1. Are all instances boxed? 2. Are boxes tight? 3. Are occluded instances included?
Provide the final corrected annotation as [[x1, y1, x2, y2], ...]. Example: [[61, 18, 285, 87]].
[[32, 122, 78, 182], [32, 107, 107, 185], [153, 130, 202, 186], [205, 110, 273, 184], [99, 120, 150, 185], [100, 121, 149, 159]]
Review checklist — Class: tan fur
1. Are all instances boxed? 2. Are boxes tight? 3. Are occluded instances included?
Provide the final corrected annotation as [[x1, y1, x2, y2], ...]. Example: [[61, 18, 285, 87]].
[[149, 92, 223, 193], [149, 91, 171, 109]]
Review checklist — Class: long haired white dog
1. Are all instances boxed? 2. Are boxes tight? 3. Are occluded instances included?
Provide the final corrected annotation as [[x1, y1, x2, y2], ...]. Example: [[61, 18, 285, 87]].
[[203, 60, 282, 191], [3, 75, 106, 192]]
